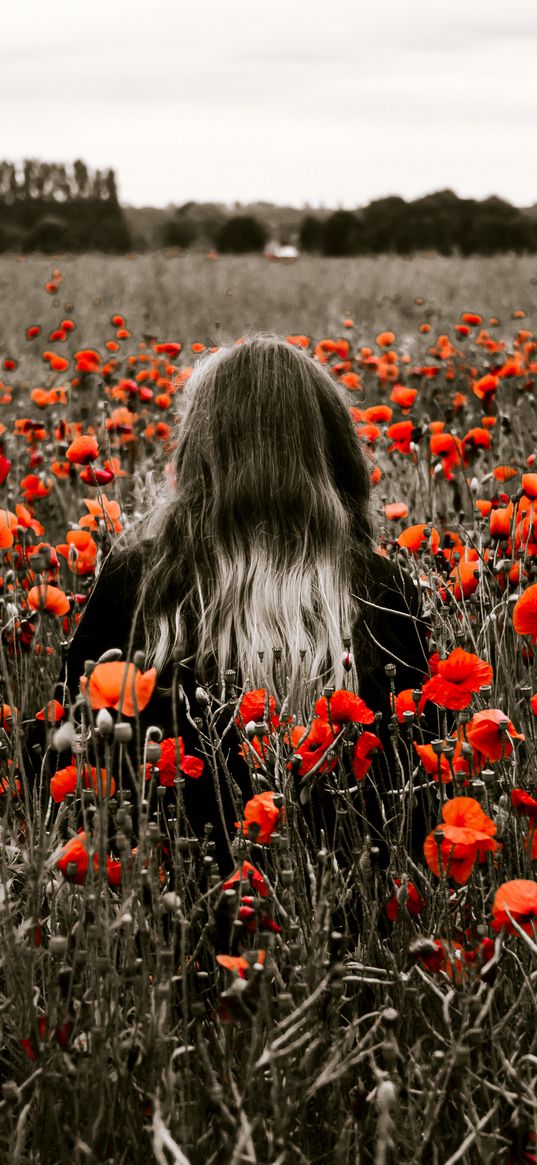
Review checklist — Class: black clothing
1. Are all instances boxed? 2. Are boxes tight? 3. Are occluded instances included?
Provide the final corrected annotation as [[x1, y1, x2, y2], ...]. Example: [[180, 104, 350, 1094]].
[[36, 542, 433, 886]]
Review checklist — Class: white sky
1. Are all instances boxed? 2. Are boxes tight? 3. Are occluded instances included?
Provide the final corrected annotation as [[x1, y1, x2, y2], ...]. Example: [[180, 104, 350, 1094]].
[[2, 0, 537, 208]]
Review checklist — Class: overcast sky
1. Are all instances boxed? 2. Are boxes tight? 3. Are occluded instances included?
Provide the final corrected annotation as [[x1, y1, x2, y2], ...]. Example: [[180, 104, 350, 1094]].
[[2, 0, 536, 208]]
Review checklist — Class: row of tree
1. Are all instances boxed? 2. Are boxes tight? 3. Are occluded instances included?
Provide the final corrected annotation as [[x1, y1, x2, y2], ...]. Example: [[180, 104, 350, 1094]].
[[0, 161, 129, 253], [0, 163, 536, 254]]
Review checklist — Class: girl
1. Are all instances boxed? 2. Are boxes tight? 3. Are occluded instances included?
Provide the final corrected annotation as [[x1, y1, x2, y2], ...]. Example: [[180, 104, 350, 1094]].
[[51, 334, 431, 878]]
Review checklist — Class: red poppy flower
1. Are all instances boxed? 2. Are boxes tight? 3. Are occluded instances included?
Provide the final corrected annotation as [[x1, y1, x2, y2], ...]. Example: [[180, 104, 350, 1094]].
[[386, 879, 426, 921], [511, 789, 537, 818], [235, 689, 280, 731], [376, 331, 396, 348], [286, 718, 340, 776], [56, 530, 98, 577], [387, 420, 414, 455], [491, 880, 537, 936], [365, 404, 393, 423], [145, 737, 184, 785], [36, 700, 65, 724], [50, 763, 115, 803], [394, 688, 426, 722], [489, 504, 513, 539], [315, 689, 375, 725], [423, 797, 497, 884], [222, 861, 270, 898], [235, 791, 285, 843], [80, 661, 157, 717], [513, 584, 537, 642], [448, 561, 480, 601], [27, 584, 70, 617], [390, 384, 417, 411], [216, 950, 266, 979], [421, 648, 493, 711], [385, 502, 409, 521], [398, 524, 440, 556], [465, 708, 524, 761], [352, 731, 382, 780]]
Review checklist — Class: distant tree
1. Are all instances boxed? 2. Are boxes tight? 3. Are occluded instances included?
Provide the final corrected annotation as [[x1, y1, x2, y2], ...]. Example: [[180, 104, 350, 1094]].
[[216, 214, 268, 253], [104, 170, 118, 203], [322, 210, 364, 256], [158, 218, 199, 249], [73, 160, 89, 198], [299, 214, 324, 253], [23, 214, 69, 253]]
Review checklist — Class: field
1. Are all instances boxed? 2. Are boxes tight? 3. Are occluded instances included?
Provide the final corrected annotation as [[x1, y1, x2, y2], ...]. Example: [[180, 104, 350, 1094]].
[[1, 251, 537, 1164]]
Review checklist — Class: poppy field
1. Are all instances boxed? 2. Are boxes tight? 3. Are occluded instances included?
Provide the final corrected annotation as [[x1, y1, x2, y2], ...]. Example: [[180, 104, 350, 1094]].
[[2, 252, 537, 1163]]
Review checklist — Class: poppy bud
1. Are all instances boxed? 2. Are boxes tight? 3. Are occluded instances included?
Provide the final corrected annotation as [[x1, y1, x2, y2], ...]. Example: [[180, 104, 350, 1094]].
[[146, 742, 161, 764], [195, 686, 210, 707], [342, 651, 353, 672], [97, 648, 123, 664], [114, 722, 133, 744], [133, 651, 145, 669], [95, 709, 114, 736]]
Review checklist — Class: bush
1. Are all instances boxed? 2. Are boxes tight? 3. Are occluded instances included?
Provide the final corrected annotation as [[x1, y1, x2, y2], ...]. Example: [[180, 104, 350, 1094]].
[[216, 214, 268, 254]]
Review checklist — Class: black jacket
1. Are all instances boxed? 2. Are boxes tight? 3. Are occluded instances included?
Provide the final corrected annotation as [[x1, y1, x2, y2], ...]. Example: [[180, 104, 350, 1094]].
[[34, 543, 433, 881]]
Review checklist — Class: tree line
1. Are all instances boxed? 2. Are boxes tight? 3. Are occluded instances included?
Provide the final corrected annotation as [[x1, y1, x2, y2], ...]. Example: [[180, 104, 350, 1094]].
[[0, 162, 536, 255]]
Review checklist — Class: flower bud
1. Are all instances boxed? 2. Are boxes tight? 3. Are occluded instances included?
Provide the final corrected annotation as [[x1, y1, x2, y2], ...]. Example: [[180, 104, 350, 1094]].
[[114, 722, 133, 744], [95, 708, 114, 737]]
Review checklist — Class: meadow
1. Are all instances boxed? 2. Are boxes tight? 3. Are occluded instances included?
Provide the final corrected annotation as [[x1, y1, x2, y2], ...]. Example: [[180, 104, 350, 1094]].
[[0, 251, 537, 1164]]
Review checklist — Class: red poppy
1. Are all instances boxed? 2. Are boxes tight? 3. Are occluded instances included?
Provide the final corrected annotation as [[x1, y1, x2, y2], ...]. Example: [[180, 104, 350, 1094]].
[[315, 689, 375, 725], [491, 880, 537, 936], [423, 797, 497, 884], [521, 473, 537, 499], [287, 718, 340, 776], [80, 661, 157, 717], [352, 731, 382, 780], [489, 505, 513, 539], [50, 763, 115, 803], [421, 648, 493, 711], [36, 700, 65, 724], [448, 560, 480, 601], [235, 689, 280, 731], [376, 331, 396, 348], [390, 384, 417, 411], [386, 879, 425, 921], [216, 950, 266, 979], [398, 524, 440, 556], [461, 312, 483, 326], [385, 502, 409, 521], [27, 584, 70, 617], [145, 736, 184, 784], [394, 688, 426, 722], [387, 420, 414, 455], [56, 530, 98, 576], [511, 789, 537, 818], [465, 708, 524, 761], [235, 791, 285, 843], [365, 404, 393, 423], [222, 861, 270, 898], [513, 584, 537, 642]]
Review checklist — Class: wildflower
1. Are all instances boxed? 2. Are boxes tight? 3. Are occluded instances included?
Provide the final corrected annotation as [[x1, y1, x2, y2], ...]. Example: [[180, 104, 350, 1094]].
[[27, 584, 70, 617], [80, 661, 157, 717], [513, 583, 537, 642], [216, 950, 266, 978], [376, 331, 396, 348], [352, 731, 382, 780], [50, 763, 115, 803], [423, 797, 497, 884], [315, 689, 375, 725], [421, 648, 493, 711], [387, 420, 414, 455], [385, 502, 409, 521], [390, 384, 417, 411], [235, 689, 280, 731], [448, 560, 480, 601], [394, 688, 426, 721], [56, 530, 98, 576], [66, 436, 99, 464], [287, 718, 340, 776], [235, 791, 285, 843], [386, 879, 426, 921], [222, 861, 270, 898], [465, 708, 524, 761], [491, 880, 537, 936], [36, 700, 65, 724], [511, 788, 537, 818], [398, 524, 440, 556]]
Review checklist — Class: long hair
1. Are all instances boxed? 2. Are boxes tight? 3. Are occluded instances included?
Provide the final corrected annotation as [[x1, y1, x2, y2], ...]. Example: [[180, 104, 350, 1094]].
[[126, 334, 375, 718]]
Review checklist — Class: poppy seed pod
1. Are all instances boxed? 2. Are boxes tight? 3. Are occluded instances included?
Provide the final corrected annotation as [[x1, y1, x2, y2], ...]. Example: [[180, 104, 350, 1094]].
[[114, 722, 133, 744], [195, 686, 210, 707], [145, 742, 161, 764], [97, 648, 123, 664], [95, 709, 114, 736]]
